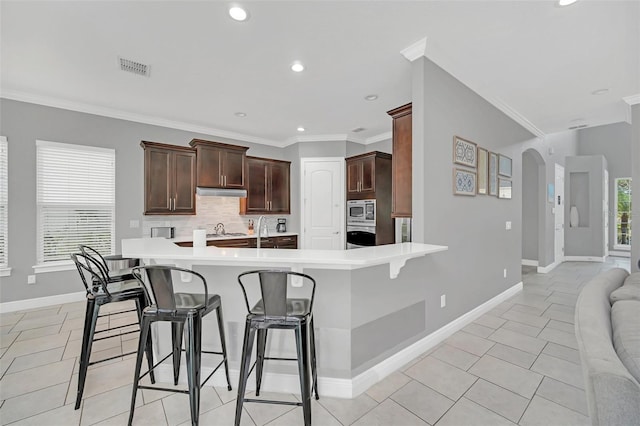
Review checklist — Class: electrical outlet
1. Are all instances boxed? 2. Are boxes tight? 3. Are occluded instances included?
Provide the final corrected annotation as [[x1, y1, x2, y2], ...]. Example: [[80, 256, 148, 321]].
[[440, 294, 446, 308], [503, 269, 507, 278], [27, 275, 36, 285], [505, 221, 512, 230]]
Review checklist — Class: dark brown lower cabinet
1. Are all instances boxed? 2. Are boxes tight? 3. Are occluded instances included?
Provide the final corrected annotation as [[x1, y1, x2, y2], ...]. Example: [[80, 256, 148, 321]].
[[174, 235, 297, 249]]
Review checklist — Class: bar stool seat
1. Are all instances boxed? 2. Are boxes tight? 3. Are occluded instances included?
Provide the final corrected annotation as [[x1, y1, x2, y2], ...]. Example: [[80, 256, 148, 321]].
[[235, 270, 319, 426], [128, 265, 232, 426]]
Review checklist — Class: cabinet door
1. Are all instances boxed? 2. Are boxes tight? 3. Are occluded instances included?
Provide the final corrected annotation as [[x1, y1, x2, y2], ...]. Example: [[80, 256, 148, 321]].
[[360, 156, 376, 194], [276, 236, 297, 249], [245, 159, 269, 213], [196, 146, 223, 187], [210, 238, 252, 248], [172, 150, 196, 214], [222, 149, 246, 188], [392, 110, 412, 217], [346, 160, 362, 198], [144, 147, 172, 214], [269, 161, 290, 213]]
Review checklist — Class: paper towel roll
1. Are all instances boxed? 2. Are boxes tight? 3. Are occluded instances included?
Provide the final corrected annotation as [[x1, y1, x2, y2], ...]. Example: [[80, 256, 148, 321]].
[[193, 229, 207, 247]]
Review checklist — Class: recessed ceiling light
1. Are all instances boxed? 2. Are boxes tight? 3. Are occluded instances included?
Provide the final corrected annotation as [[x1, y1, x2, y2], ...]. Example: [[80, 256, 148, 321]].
[[364, 95, 378, 101], [558, 0, 578, 6], [235, 112, 247, 117], [291, 62, 305, 72], [297, 127, 305, 132], [591, 88, 609, 95], [229, 6, 248, 21]]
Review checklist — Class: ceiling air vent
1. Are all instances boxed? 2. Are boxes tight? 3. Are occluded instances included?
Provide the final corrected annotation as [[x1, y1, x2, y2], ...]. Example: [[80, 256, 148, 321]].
[[119, 57, 150, 77], [351, 127, 366, 133], [568, 124, 588, 130]]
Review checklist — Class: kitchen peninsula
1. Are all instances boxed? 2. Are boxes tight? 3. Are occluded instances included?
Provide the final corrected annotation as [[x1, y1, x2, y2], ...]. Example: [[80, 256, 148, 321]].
[[122, 238, 447, 397]]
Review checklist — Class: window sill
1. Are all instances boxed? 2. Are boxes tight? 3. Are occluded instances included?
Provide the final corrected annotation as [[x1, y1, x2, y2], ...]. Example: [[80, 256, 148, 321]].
[[33, 261, 75, 274], [0, 267, 12, 277], [613, 245, 631, 251]]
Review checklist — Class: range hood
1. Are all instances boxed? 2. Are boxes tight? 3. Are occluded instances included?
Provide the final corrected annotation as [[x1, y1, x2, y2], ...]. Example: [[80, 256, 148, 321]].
[[196, 187, 247, 197]]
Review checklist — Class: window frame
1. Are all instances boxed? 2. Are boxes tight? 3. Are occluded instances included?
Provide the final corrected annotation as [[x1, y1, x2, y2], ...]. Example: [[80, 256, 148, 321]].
[[34, 140, 116, 273], [613, 177, 632, 251]]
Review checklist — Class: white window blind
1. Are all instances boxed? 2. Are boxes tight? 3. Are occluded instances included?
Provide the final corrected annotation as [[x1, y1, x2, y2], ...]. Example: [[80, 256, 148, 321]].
[[0, 137, 8, 269], [37, 140, 115, 264]]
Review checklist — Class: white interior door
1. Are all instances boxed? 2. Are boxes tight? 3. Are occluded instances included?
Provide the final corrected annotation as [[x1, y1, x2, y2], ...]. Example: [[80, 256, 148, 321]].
[[301, 158, 344, 249], [555, 163, 565, 264]]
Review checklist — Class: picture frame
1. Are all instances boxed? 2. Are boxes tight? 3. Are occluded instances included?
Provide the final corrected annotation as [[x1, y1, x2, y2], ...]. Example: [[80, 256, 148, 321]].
[[498, 154, 512, 177], [498, 178, 512, 199], [453, 136, 477, 168], [453, 168, 477, 196], [547, 183, 555, 203], [488, 151, 498, 196], [477, 147, 488, 195]]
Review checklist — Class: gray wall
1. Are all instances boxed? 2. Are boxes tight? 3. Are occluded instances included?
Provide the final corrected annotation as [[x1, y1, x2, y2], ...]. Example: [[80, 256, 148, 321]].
[[577, 122, 632, 252], [411, 57, 535, 330], [522, 151, 540, 261], [564, 155, 607, 258], [632, 105, 640, 272], [0, 99, 286, 302]]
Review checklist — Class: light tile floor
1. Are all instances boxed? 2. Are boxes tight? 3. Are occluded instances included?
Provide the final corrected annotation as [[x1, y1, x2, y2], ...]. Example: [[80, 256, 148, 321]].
[[0, 257, 631, 425]]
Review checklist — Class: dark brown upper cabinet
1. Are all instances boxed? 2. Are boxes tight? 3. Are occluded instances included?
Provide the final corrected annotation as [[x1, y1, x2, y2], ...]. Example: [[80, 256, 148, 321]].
[[346, 151, 392, 200], [141, 141, 196, 215], [387, 103, 412, 218], [189, 139, 248, 189], [240, 156, 291, 215]]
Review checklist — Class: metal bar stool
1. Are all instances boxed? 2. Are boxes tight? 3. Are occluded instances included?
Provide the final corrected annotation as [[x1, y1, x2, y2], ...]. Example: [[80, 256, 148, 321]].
[[71, 251, 155, 410], [128, 265, 232, 426], [235, 270, 319, 426]]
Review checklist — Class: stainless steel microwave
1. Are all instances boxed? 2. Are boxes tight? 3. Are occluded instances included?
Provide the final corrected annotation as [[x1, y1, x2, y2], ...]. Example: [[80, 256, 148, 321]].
[[347, 199, 376, 225]]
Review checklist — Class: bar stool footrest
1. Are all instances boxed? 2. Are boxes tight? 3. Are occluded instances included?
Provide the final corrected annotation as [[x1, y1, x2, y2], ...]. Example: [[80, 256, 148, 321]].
[[88, 349, 137, 366], [243, 398, 303, 407]]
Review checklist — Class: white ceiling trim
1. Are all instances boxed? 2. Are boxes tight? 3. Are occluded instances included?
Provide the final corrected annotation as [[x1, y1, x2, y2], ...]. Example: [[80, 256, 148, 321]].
[[399, 38, 546, 139], [364, 131, 393, 145], [0, 89, 281, 147]]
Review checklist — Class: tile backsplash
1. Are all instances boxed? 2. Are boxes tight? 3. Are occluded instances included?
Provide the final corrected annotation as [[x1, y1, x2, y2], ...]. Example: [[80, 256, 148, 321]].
[[142, 196, 289, 238]]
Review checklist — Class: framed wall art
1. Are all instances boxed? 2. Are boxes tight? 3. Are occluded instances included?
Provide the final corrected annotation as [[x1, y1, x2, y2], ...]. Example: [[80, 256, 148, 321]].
[[498, 178, 512, 199], [477, 147, 488, 195], [488, 151, 498, 196], [453, 168, 477, 196], [453, 136, 477, 168], [498, 154, 512, 177]]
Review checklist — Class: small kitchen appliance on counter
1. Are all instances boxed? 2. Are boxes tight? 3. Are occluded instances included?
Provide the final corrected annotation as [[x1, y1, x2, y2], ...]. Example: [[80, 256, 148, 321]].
[[150, 226, 175, 239], [276, 218, 287, 233]]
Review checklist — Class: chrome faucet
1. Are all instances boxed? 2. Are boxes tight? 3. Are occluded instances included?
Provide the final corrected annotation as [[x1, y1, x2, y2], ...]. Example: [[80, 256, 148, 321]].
[[256, 216, 268, 248]]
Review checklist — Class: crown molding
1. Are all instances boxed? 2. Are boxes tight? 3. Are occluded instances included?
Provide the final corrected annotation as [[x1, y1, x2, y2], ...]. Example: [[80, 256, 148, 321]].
[[401, 37, 428, 62], [623, 94, 640, 105], [364, 131, 392, 145], [0, 89, 281, 147]]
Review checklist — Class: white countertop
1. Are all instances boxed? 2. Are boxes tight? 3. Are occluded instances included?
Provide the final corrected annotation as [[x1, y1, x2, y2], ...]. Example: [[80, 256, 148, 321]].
[[122, 237, 448, 279]]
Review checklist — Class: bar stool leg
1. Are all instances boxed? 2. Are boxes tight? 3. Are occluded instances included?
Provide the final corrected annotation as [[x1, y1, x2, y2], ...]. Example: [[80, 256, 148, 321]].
[[255, 328, 268, 396], [215, 304, 232, 391], [134, 295, 155, 384], [309, 317, 319, 400], [171, 322, 184, 385], [128, 316, 152, 426], [185, 315, 202, 426], [295, 321, 312, 426], [235, 319, 257, 426], [75, 297, 100, 410]]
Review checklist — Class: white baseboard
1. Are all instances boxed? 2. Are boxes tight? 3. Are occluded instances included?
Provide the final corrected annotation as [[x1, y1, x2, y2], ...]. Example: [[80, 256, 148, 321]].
[[609, 251, 631, 258], [538, 261, 560, 274], [0, 291, 85, 313], [155, 281, 524, 399], [564, 256, 605, 263], [521, 259, 539, 267]]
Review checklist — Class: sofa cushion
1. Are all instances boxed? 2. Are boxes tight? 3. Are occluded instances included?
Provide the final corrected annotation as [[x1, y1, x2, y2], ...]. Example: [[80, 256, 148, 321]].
[[623, 272, 640, 287], [611, 299, 640, 383], [610, 285, 640, 304]]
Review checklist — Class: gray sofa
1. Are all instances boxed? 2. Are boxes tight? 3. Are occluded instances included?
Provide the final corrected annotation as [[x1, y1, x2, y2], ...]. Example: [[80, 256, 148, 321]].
[[575, 268, 640, 426]]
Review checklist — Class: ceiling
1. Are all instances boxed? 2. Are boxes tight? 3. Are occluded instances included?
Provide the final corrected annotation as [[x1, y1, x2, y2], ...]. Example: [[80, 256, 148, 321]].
[[1, 1, 638, 147]]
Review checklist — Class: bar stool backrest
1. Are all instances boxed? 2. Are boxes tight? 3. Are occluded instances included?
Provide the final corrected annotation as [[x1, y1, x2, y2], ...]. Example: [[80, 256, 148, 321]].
[[71, 252, 111, 297], [78, 245, 110, 278], [131, 266, 209, 315], [237, 270, 316, 319]]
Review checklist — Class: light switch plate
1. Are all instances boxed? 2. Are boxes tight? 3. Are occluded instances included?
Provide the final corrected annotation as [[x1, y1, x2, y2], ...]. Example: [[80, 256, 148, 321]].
[[129, 220, 140, 228], [505, 221, 512, 230]]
